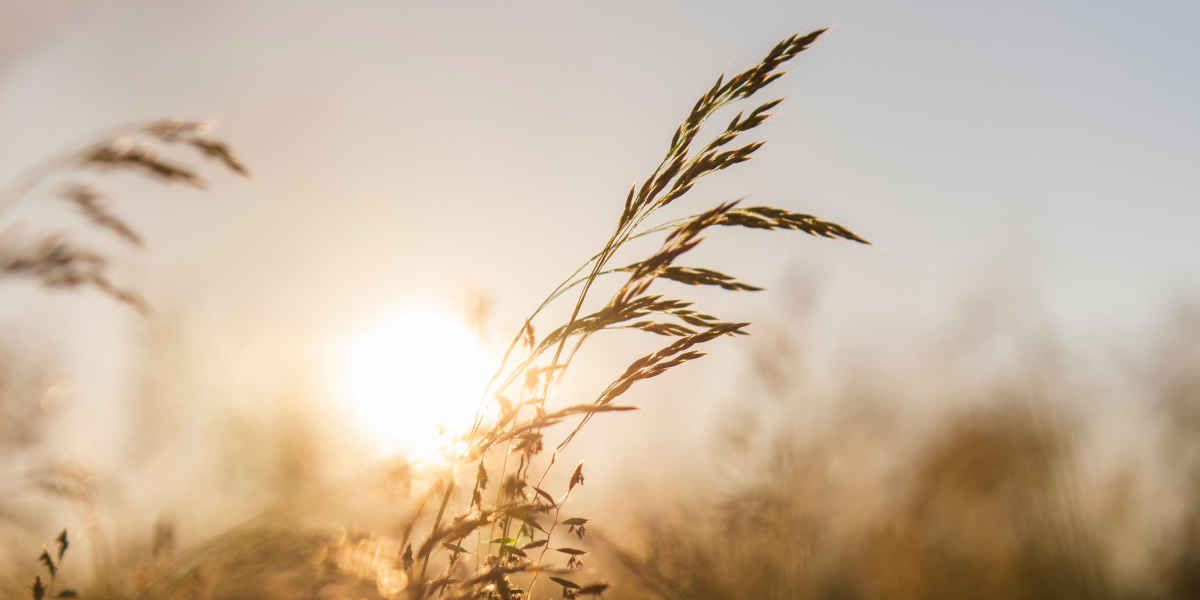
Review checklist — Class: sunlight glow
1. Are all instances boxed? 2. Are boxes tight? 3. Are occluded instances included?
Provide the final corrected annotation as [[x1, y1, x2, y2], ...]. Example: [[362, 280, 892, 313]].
[[331, 306, 494, 463]]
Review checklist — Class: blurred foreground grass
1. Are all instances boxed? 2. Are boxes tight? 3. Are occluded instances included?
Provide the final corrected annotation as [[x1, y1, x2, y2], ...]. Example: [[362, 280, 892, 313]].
[[4, 303, 1199, 599]]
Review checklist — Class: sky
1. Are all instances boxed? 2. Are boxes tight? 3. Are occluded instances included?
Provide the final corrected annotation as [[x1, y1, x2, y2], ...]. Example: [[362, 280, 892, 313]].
[[0, 0, 1198, 534], [3, 1, 1196, 331]]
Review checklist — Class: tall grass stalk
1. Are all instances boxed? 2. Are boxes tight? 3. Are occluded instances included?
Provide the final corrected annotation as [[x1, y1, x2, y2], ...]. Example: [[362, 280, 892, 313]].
[[0, 119, 247, 598], [409, 27, 868, 600]]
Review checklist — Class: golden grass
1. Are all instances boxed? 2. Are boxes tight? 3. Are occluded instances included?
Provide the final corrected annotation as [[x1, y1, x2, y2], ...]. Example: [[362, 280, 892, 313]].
[[0, 119, 247, 313], [389, 27, 868, 600], [5, 28, 872, 599]]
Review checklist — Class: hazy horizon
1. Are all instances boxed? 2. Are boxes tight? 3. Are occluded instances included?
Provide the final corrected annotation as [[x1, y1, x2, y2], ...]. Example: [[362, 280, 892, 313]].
[[1, 3, 1198, 597]]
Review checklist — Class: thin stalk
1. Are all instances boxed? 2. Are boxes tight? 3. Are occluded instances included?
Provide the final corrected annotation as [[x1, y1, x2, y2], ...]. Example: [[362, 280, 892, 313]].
[[484, 432, 517, 561], [525, 484, 578, 598], [417, 476, 456, 599], [467, 215, 693, 438], [0, 119, 194, 213], [467, 216, 681, 430]]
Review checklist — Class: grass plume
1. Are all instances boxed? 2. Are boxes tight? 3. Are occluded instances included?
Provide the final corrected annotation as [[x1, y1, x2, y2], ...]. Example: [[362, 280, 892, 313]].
[[0, 119, 249, 312], [390, 27, 868, 599]]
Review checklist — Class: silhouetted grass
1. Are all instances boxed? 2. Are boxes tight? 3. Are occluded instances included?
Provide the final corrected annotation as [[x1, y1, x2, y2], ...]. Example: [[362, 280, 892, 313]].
[[589, 304, 1200, 600], [5, 25, 1199, 600]]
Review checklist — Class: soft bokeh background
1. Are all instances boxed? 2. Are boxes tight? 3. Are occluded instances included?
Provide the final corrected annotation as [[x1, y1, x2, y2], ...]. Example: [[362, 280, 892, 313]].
[[1, 1, 1198, 597]]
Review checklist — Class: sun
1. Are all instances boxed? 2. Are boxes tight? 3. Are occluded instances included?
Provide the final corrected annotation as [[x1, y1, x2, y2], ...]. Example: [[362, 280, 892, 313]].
[[329, 305, 495, 463]]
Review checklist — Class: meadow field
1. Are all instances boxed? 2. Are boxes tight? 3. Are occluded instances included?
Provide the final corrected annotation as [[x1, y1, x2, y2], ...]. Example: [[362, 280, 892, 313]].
[[2, 3, 1198, 599]]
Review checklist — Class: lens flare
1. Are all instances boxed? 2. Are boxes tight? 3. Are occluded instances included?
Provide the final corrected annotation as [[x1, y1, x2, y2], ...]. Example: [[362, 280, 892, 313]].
[[329, 306, 494, 463]]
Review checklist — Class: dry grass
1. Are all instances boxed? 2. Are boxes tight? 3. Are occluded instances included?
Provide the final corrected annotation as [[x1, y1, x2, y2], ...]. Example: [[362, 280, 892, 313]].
[[595, 405, 1106, 600], [0, 119, 247, 598], [0, 119, 248, 313], [566, 298, 1200, 600], [384, 27, 867, 600], [23, 24, 1196, 600], [4, 28, 867, 600]]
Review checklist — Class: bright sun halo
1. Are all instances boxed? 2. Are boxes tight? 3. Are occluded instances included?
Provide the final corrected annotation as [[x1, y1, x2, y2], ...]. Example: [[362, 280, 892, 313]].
[[331, 306, 494, 463]]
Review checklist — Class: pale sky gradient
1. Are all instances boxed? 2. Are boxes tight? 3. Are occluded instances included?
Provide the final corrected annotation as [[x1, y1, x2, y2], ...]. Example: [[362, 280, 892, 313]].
[[1, 1, 1198, 480], [4, 1, 1196, 330]]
